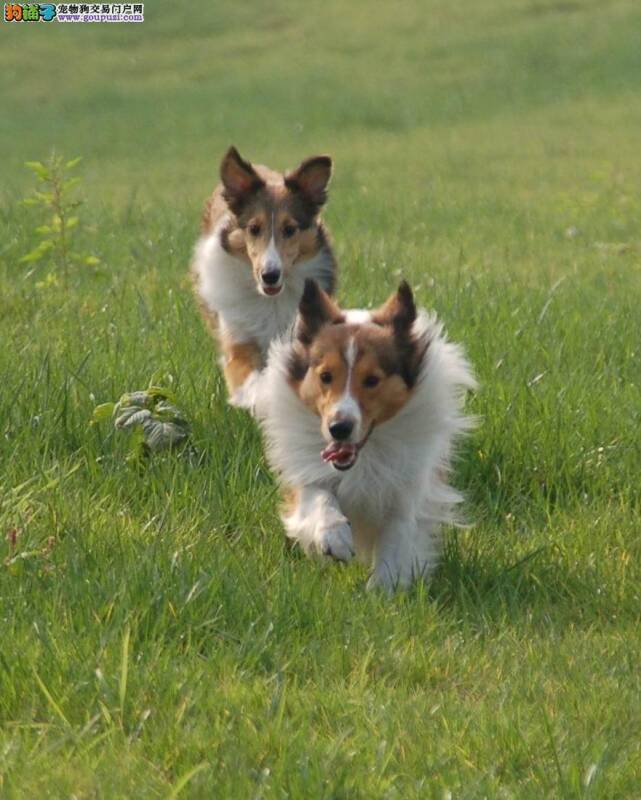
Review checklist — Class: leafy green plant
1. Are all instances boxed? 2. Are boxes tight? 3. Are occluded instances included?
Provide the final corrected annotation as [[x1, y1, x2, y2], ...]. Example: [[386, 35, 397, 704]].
[[20, 153, 99, 284], [92, 382, 190, 463]]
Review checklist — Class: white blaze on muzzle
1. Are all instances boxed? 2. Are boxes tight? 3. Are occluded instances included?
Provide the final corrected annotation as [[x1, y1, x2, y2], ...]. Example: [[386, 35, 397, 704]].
[[260, 213, 283, 289], [262, 234, 283, 275], [329, 337, 362, 439]]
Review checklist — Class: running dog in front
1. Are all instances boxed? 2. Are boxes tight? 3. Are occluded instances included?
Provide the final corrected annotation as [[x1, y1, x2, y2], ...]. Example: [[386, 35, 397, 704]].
[[258, 280, 476, 592]]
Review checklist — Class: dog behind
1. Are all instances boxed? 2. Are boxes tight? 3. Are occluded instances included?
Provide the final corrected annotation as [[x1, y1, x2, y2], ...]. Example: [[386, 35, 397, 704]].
[[191, 147, 337, 410]]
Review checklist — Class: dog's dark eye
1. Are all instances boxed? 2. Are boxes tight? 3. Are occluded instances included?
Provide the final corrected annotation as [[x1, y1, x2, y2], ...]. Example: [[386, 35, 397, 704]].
[[248, 223, 261, 237], [282, 224, 297, 239], [320, 371, 332, 385], [363, 374, 380, 388]]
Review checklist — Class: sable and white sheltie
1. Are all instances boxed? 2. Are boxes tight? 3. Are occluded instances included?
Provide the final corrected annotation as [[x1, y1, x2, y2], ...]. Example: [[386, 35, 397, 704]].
[[191, 146, 337, 409], [258, 280, 477, 592]]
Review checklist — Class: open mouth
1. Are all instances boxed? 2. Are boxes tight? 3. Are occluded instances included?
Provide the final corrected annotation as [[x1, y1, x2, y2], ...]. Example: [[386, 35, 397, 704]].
[[321, 441, 358, 471], [261, 284, 282, 297], [320, 425, 374, 472]]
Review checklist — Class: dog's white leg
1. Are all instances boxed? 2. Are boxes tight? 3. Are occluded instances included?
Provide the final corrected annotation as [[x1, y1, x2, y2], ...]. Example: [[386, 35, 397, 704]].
[[283, 485, 354, 562], [228, 369, 264, 415], [367, 511, 441, 593]]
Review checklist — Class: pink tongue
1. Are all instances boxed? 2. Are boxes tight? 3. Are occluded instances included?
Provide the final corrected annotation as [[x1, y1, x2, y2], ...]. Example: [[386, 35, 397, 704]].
[[321, 441, 357, 464]]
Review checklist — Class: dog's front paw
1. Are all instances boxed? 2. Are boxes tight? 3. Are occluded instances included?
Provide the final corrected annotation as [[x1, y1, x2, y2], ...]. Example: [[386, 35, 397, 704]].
[[366, 568, 397, 594], [229, 370, 263, 414], [367, 556, 433, 593], [317, 522, 355, 562], [366, 560, 412, 594]]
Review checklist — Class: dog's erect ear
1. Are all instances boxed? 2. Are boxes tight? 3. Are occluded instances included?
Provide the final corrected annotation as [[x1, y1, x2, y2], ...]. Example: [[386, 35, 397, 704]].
[[373, 282, 426, 386], [287, 345, 309, 385], [372, 281, 417, 339], [297, 279, 344, 345], [285, 156, 332, 213], [220, 146, 264, 215]]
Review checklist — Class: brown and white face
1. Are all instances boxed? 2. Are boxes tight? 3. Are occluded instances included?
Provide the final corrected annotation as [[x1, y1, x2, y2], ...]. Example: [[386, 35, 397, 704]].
[[219, 146, 332, 297], [288, 280, 427, 470]]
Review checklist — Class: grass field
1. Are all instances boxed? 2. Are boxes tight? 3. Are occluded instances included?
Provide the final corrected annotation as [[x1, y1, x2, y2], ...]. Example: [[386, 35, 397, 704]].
[[2, 1, 641, 797]]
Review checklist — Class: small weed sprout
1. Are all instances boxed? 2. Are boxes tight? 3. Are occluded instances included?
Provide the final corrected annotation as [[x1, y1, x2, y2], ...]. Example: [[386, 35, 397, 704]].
[[92, 378, 191, 463], [21, 153, 99, 284]]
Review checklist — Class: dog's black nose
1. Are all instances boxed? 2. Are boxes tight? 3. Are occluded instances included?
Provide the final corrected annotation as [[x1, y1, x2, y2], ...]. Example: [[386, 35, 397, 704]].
[[261, 269, 281, 286], [329, 419, 354, 441]]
